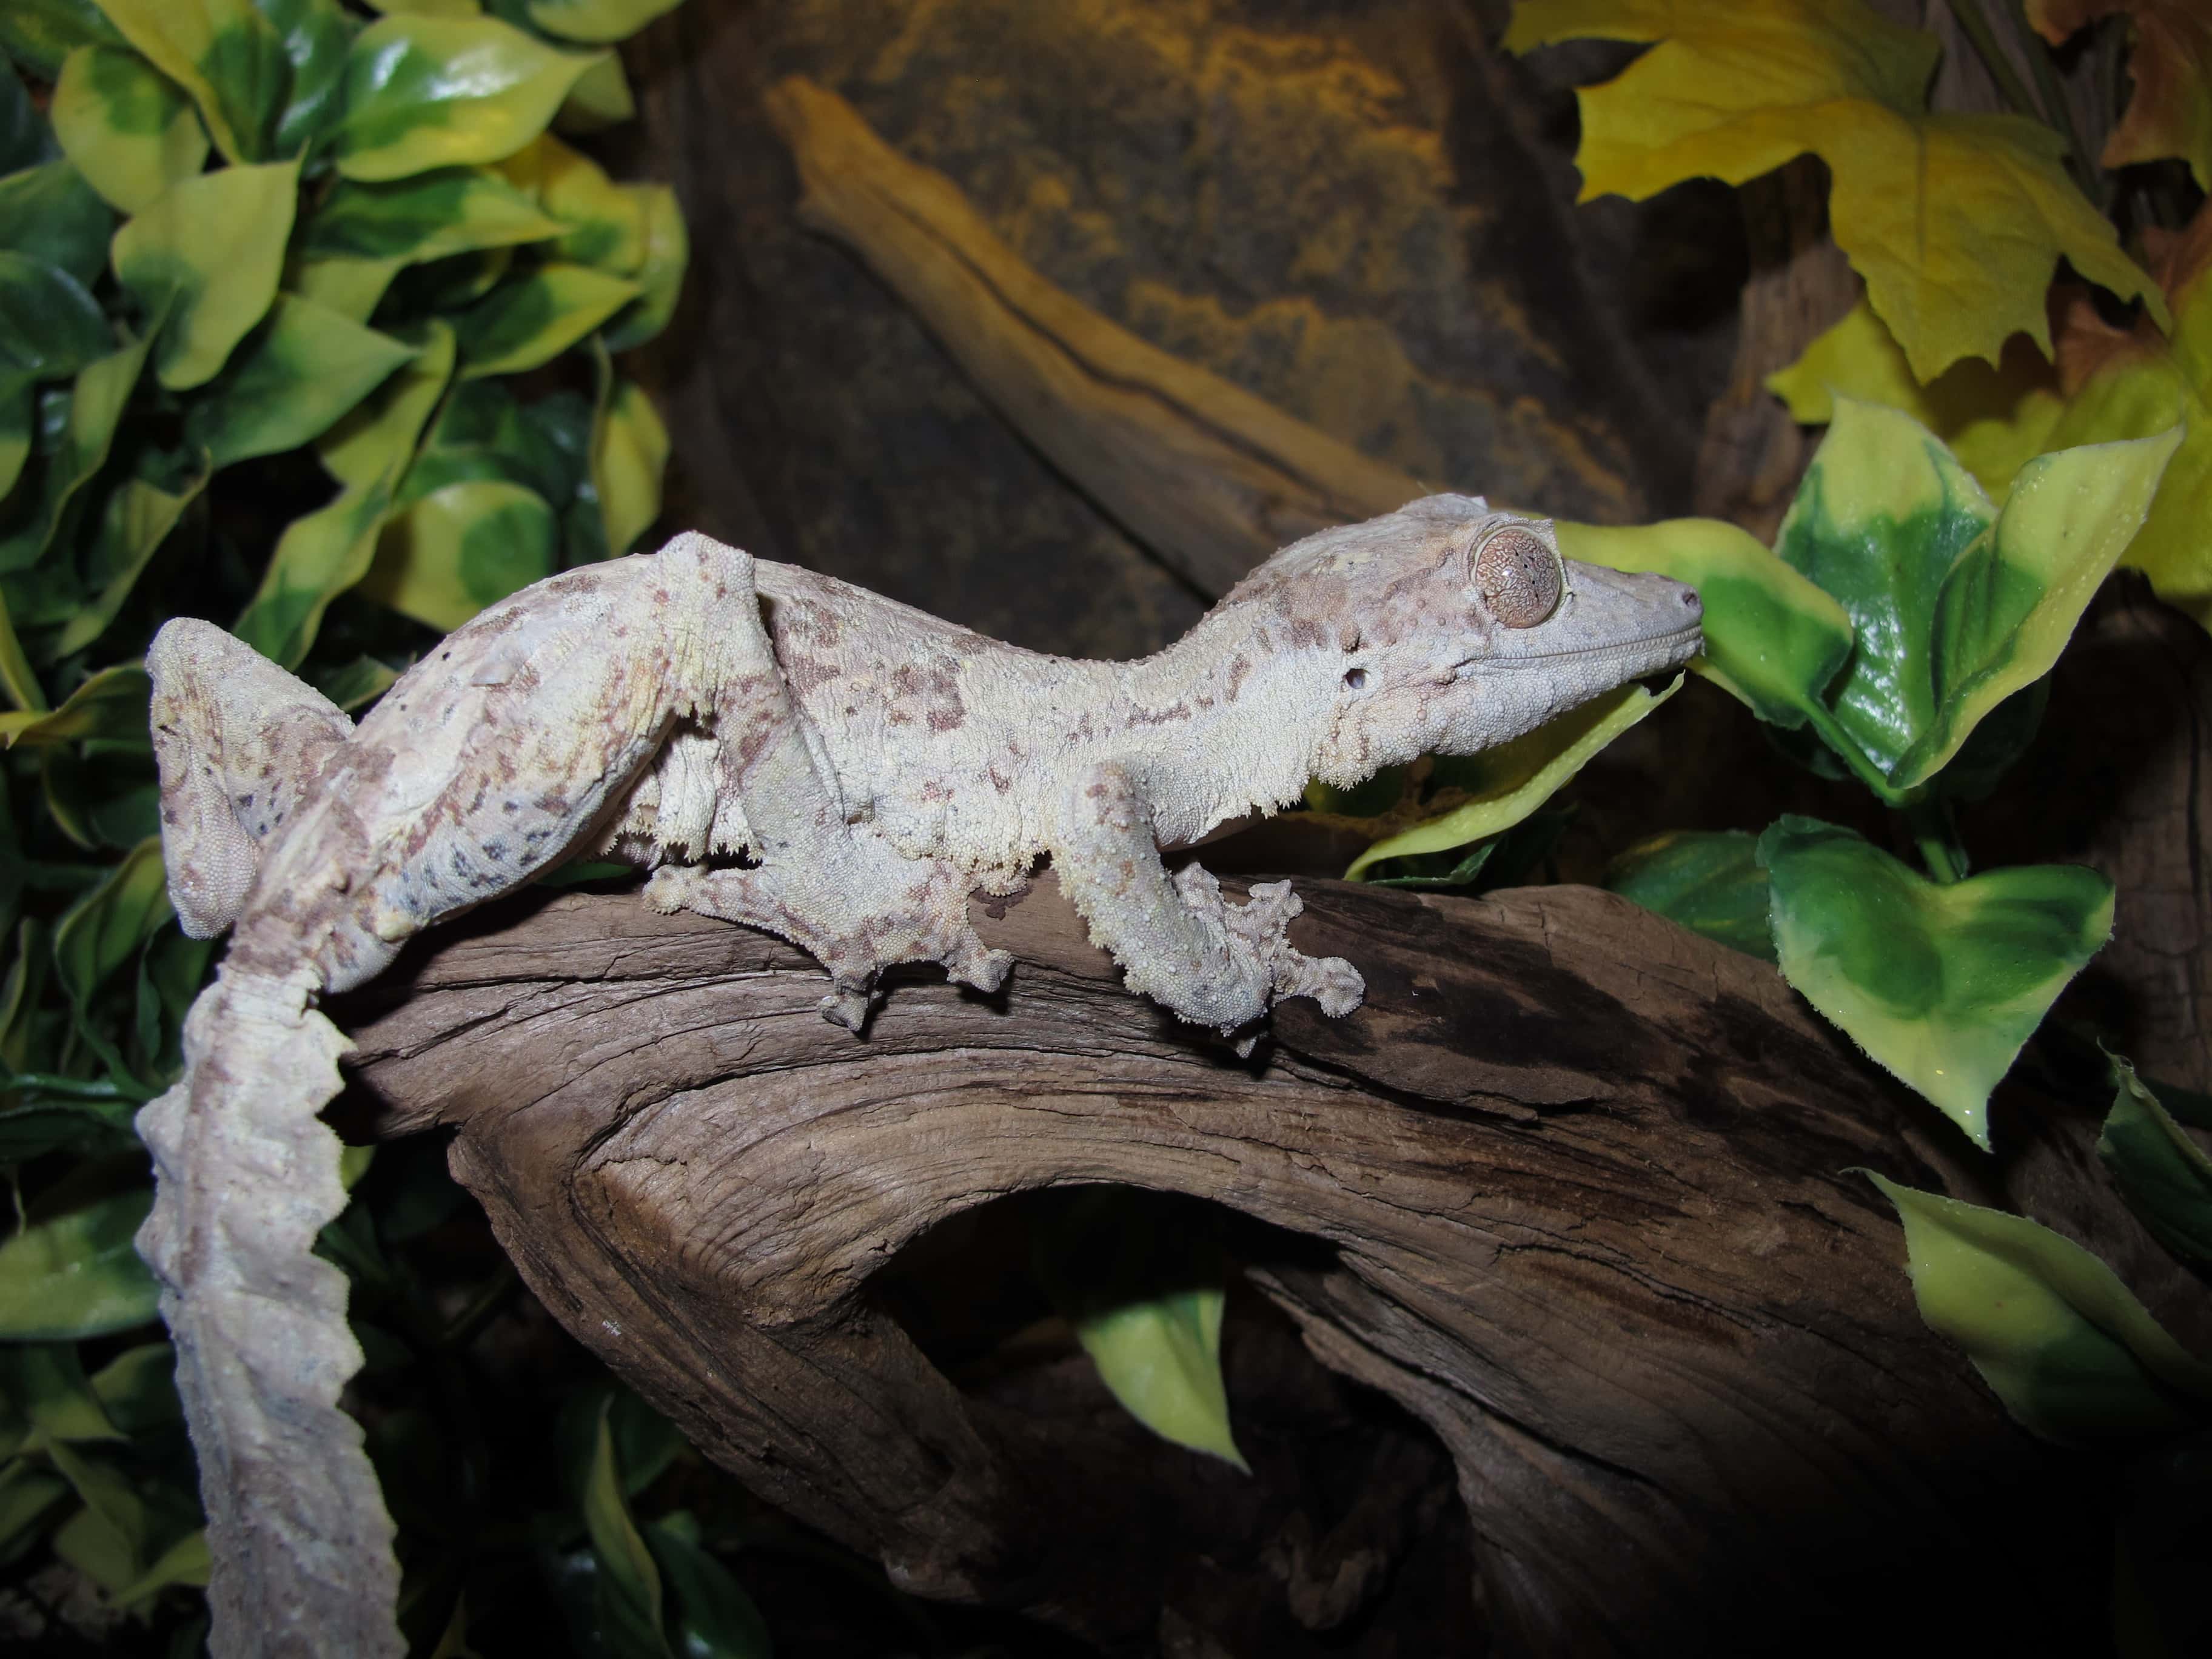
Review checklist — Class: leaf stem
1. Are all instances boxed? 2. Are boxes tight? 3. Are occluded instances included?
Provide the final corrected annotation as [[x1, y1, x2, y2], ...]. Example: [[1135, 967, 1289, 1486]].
[[1943, 0, 2047, 126], [1801, 703, 1911, 805], [1907, 800, 1969, 883]]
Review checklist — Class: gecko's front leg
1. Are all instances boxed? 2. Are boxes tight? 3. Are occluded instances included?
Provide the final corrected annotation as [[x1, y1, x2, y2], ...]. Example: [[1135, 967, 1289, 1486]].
[[1053, 762, 1362, 1045]]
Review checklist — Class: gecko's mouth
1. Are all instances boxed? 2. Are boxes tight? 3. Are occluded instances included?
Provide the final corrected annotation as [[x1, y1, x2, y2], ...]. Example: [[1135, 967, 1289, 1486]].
[[1450, 616, 1704, 677]]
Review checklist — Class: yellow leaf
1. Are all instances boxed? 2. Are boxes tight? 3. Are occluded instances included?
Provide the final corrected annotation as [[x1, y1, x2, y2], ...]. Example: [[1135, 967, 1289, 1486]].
[[592, 377, 668, 557], [109, 161, 298, 391], [51, 44, 210, 215], [2028, 0, 2212, 190], [1504, 0, 2168, 378], [555, 51, 634, 134], [358, 479, 555, 631], [1768, 300, 2066, 499], [86, 0, 284, 167]]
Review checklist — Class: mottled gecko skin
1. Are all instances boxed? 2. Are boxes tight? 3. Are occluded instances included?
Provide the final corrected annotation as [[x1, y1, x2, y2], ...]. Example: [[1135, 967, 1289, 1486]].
[[139, 495, 1700, 1658]]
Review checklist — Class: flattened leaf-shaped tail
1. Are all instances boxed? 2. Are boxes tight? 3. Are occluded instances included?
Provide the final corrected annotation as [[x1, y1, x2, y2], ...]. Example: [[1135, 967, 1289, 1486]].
[[135, 971, 401, 1659]]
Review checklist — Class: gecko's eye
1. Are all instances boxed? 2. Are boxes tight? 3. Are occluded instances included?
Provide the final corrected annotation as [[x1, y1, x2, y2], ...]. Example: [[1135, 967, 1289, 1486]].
[[1473, 525, 1564, 628], [1342, 667, 1369, 691]]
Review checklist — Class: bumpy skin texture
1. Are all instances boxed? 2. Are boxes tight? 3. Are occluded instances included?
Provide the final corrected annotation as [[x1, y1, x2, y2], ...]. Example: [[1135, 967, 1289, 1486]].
[[141, 496, 1700, 1658]]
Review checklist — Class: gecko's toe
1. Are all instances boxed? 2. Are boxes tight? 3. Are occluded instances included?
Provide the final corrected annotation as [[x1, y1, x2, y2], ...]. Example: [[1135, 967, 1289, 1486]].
[[950, 942, 1014, 994], [819, 982, 876, 1033], [1279, 953, 1364, 1019], [643, 866, 695, 914]]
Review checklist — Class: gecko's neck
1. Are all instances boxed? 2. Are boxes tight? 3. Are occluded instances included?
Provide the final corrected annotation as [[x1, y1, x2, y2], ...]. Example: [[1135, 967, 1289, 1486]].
[[1085, 602, 1323, 846]]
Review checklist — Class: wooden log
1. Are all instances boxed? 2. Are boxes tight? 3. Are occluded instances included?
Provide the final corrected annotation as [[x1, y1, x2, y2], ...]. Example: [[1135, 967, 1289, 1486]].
[[336, 873, 2107, 1656]]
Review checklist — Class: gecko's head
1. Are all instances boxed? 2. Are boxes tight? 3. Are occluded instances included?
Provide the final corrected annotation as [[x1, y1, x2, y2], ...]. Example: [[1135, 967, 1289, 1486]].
[[1221, 495, 1703, 789]]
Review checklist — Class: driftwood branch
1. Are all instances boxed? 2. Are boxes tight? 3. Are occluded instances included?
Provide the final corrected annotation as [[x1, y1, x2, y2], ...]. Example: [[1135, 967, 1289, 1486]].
[[337, 873, 2114, 1656], [761, 78, 1424, 597]]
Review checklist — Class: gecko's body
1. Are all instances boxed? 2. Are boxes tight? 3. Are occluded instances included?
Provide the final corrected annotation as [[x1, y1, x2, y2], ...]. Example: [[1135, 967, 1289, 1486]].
[[139, 495, 1700, 1657]]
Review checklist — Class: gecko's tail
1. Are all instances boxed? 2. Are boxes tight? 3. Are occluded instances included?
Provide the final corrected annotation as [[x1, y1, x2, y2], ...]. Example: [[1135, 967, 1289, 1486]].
[[136, 968, 402, 1659]]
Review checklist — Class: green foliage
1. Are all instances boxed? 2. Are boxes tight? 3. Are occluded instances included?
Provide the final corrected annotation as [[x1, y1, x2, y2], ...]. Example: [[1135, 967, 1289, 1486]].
[[0, 0, 685, 1641]]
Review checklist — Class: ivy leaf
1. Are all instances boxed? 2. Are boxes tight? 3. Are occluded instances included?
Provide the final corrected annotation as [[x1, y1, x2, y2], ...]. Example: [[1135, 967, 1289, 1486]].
[[333, 14, 605, 183], [0, 0, 126, 82], [642, 1518, 773, 1659], [600, 182, 686, 351], [1766, 300, 2066, 501], [556, 50, 634, 135], [0, 253, 112, 383], [0, 158, 116, 287], [1862, 1171, 2212, 1441], [453, 261, 636, 378], [0, 332, 153, 577], [0, 1184, 161, 1339], [237, 320, 454, 664], [299, 165, 565, 266], [87, 0, 293, 166], [506, 132, 646, 272], [259, 0, 354, 160], [2100, 1056, 2212, 1273], [183, 294, 417, 469], [1504, 0, 2168, 378], [1345, 677, 1677, 880], [51, 43, 211, 215], [1759, 816, 2113, 1148], [54, 837, 171, 1010], [0, 61, 53, 174], [2036, 202, 2212, 629], [1604, 830, 1775, 962], [358, 478, 555, 631], [580, 1396, 670, 1658], [1559, 517, 1851, 728], [2028, 0, 2212, 190], [35, 464, 209, 662], [591, 374, 666, 557], [0, 663, 151, 748], [110, 159, 299, 391]]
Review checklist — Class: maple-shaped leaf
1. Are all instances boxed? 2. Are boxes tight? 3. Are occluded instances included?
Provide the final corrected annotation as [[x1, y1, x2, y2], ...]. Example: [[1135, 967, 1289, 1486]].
[[2028, 0, 2212, 190], [2039, 199, 2212, 626], [1505, 0, 2168, 378]]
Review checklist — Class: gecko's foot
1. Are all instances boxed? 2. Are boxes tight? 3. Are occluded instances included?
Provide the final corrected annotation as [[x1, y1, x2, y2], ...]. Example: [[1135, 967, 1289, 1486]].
[[819, 977, 877, 1033], [944, 936, 1016, 996], [1210, 874, 1366, 1021], [643, 864, 696, 914]]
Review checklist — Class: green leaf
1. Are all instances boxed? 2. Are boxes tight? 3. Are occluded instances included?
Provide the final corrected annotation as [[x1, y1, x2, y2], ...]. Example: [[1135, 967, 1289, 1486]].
[[0, 62, 50, 174], [53, 837, 171, 1009], [183, 294, 416, 468], [359, 478, 554, 631], [287, 253, 406, 323], [1862, 1171, 2212, 1440], [334, 14, 605, 183], [36, 466, 207, 661], [1604, 830, 1775, 962], [454, 260, 636, 378], [0, 0, 126, 81], [112, 159, 299, 390], [555, 49, 633, 135], [113, 1526, 210, 1604], [88, 1342, 181, 1435], [592, 375, 665, 556], [0, 158, 116, 287], [0, 1344, 124, 1449], [236, 319, 454, 665], [644, 1518, 773, 1659], [0, 1461, 70, 1561], [601, 182, 685, 350], [301, 165, 565, 264], [44, 1436, 148, 1587], [260, 0, 354, 159], [1765, 298, 2063, 501], [311, 652, 397, 710], [1344, 677, 1677, 880], [1759, 816, 2113, 1148], [0, 331, 152, 575], [0, 376, 28, 504], [1891, 426, 2183, 788], [0, 664, 150, 748], [0, 1184, 160, 1339], [88, 0, 292, 166], [1034, 1190, 1246, 1469], [582, 1396, 670, 1658], [1774, 399, 1996, 783], [52, 42, 211, 214], [526, 0, 682, 45], [0, 253, 113, 382], [1559, 515, 1854, 729], [2101, 1056, 2212, 1273], [1502, 0, 2167, 380]]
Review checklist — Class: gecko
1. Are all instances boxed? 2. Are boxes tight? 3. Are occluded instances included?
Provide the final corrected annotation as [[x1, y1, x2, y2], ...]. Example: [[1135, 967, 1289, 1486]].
[[137, 493, 1701, 1657]]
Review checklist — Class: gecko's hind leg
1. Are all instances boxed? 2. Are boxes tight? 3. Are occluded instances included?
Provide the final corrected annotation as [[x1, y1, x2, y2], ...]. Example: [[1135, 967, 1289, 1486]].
[[648, 839, 1013, 1031], [147, 620, 355, 939]]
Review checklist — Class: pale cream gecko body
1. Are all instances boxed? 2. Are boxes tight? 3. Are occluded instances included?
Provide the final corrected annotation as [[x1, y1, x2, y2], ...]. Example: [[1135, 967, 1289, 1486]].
[[139, 495, 1701, 1658]]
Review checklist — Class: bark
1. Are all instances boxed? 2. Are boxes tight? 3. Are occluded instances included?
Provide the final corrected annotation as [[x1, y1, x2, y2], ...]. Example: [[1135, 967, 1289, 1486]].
[[336, 873, 2111, 1657]]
